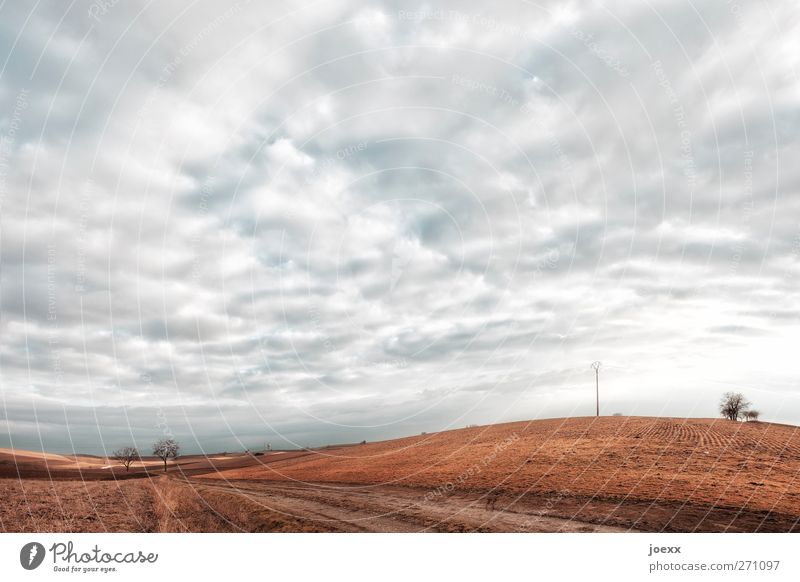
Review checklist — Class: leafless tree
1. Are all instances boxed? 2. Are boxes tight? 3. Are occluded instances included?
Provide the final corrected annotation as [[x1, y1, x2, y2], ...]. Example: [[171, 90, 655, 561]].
[[719, 391, 751, 421], [744, 410, 761, 422], [112, 446, 139, 472], [152, 438, 180, 472]]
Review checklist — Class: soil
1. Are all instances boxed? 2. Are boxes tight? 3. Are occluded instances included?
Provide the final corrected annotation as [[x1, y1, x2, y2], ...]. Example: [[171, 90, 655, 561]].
[[2, 417, 798, 532]]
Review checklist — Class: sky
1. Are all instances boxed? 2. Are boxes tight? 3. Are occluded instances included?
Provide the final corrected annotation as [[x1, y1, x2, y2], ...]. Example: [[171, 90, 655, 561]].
[[1, 0, 799, 454]]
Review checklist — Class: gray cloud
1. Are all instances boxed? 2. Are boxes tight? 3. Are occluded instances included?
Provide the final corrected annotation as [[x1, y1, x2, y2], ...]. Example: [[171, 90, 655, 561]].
[[1, 0, 799, 454]]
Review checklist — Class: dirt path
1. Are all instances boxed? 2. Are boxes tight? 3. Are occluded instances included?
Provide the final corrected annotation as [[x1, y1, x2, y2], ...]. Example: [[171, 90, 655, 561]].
[[4, 476, 795, 532], [180, 479, 628, 532]]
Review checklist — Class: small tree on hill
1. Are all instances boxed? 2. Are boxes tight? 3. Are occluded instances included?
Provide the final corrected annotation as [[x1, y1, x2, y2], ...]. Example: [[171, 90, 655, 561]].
[[112, 446, 139, 472], [152, 438, 180, 472], [744, 410, 761, 422], [719, 391, 751, 421]]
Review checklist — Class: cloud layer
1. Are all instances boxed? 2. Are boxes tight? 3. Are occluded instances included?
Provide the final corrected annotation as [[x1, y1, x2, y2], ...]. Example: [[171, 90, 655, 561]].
[[1, 0, 799, 453]]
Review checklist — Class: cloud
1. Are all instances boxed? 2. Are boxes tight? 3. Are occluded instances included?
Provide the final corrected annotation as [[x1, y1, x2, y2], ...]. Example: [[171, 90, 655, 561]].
[[1, 0, 799, 453]]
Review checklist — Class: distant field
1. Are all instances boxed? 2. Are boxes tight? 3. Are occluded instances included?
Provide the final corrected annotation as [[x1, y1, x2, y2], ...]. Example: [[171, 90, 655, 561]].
[[0, 448, 279, 480], [205, 417, 800, 518], [2, 417, 799, 532]]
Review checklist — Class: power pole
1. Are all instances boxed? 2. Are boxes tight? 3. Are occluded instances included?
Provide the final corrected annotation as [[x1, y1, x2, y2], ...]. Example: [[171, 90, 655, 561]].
[[591, 361, 602, 416]]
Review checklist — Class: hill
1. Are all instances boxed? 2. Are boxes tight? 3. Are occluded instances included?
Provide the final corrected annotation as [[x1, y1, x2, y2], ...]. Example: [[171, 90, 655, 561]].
[[3, 416, 799, 532], [201, 416, 800, 520]]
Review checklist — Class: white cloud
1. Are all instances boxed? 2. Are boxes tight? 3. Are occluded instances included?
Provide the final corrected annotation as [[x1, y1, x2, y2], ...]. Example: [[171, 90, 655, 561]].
[[1, 0, 799, 453]]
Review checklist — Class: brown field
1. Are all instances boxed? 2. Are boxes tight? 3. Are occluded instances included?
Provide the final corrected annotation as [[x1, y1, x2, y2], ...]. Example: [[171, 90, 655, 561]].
[[2, 416, 799, 532]]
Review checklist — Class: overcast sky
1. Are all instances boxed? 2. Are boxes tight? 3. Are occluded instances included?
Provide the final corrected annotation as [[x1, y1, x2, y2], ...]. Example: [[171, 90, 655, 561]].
[[1, 0, 799, 454]]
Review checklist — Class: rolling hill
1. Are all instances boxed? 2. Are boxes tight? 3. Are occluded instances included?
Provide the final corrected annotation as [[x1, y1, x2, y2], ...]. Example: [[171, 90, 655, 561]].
[[201, 416, 800, 520]]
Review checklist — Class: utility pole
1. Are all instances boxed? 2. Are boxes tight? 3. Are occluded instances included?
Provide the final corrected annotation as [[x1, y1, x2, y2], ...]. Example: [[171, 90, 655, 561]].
[[591, 361, 602, 417]]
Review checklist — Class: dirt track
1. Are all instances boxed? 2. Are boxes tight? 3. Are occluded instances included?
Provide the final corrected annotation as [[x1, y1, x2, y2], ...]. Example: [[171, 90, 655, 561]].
[[3, 475, 797, 533], [176, 477, 800, 533], [175, 478, 628, 532]]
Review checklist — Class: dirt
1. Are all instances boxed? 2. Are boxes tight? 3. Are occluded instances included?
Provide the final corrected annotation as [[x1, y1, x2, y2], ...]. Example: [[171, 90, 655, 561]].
[[2, 417, 799, 532], [173, 478, 627, 532], [203, 417, 800, 523]]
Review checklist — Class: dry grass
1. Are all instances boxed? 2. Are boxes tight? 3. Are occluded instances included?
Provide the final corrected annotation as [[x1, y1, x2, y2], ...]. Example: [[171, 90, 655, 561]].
[[0, 478, 157, 532], [150, 477, 237, 532], [0, 476, 328, 532], [151, 478, 330, 532]]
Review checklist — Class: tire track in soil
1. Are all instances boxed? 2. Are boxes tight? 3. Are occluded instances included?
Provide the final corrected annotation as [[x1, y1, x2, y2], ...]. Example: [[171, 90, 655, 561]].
[[182, 479, 630, 533]]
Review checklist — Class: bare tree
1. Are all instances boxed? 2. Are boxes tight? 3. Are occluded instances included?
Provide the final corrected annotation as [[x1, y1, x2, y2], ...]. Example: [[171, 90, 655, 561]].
[[744, 410, 761, 422], [719, 391, 751, 421], [152, 439, 180, 472], [112, 446, 139, 472]]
